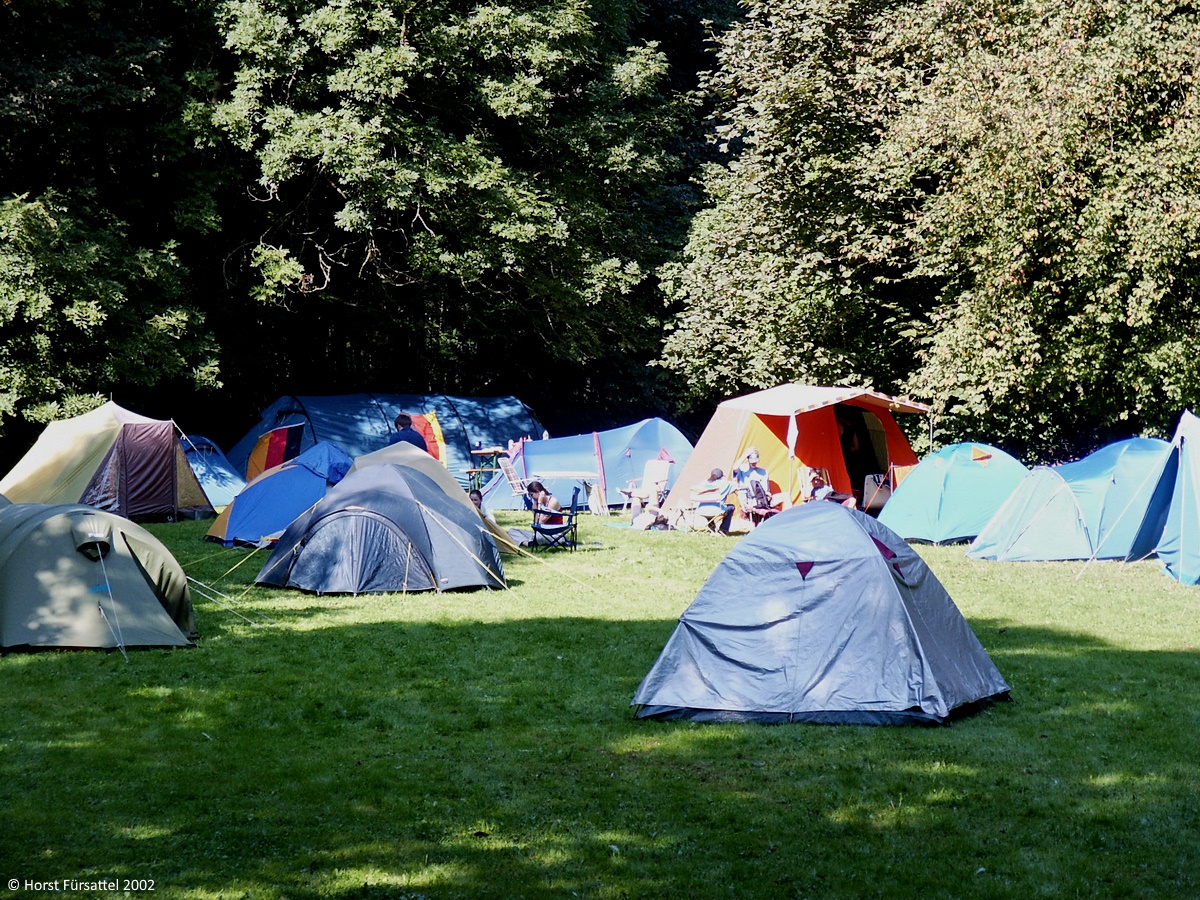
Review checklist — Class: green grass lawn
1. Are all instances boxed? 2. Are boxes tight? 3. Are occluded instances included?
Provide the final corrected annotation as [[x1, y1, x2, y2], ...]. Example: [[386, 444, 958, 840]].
[[2, 511, 1199, 898]]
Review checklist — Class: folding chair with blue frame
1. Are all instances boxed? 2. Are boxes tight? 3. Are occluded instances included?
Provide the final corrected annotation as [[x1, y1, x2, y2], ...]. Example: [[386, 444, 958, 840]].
[[531, 486, 581, 551]]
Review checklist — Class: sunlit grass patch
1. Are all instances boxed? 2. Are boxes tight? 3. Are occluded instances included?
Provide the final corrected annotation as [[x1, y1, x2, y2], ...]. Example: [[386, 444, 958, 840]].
[[0, 516, 1198, 896]]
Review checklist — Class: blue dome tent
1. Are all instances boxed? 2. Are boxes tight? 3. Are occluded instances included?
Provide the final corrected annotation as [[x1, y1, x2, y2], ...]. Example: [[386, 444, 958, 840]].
[[968, 437, 1172, 562], [181, 435, 247, 507], [878, 443, 1028, 544], [206, 441, 352, 547], [1126, 411, 1200, 583], [255, 464, 505, 595]]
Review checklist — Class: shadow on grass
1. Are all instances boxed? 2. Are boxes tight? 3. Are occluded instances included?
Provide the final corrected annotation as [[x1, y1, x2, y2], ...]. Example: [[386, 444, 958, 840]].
[[2, 617, 1198, 898]]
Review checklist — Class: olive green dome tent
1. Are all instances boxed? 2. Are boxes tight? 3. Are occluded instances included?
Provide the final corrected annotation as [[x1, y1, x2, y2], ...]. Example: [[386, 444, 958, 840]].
[[0, 504, 196, 652]]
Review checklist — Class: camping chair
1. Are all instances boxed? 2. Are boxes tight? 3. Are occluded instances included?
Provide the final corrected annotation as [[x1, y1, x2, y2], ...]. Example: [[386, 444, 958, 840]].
[[744, 479, 781, 527], [497, 455, 534, 509], [861, 472, 892, 511], [619, 459, 672, 513], [691, 486, 733, 534], [531, 486, 581, 551]]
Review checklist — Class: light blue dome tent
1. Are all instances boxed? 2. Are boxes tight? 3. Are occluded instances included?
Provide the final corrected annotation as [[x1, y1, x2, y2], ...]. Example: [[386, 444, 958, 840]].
[[1125, 411, 1200, 583], [967, 437, 1172, 562], [181, 435, 246, 507], [878, 443, 1028, 544]]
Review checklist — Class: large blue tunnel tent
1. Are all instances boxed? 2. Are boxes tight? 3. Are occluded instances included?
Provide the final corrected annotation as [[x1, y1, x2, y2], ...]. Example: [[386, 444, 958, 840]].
[[227, 393, 544, 488], [632, 502, 1010, 725], [479, 418, 694, 510], [968, 437, 1172, 562]]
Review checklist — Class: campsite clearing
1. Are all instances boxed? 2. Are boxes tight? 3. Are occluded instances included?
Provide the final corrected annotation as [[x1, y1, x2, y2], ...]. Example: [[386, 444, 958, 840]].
[[2, 514, 1198, 898]]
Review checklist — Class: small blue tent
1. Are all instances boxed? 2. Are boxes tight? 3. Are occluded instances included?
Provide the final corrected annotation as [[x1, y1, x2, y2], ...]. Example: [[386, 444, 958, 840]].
[[632, 503, 1010, 725], [227, 393, 543, 489], [968, 437, 1172, 561], [182, 435, 247, 507], [206, 441, 352, 547], [1126, 410, 1200, 583], [878, 443, 1028, 544], [479, 418, 694, 510]]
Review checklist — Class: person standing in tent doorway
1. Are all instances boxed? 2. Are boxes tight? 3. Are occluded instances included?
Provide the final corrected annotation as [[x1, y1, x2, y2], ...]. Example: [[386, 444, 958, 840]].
[[469, 489, 497, 527], [735, 448, 772, 521], [389, 413, 429, 452]]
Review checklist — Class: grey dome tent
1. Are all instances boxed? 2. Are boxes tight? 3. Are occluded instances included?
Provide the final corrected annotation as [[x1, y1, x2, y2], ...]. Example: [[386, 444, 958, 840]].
[[255, 464, 506, 595], [0, 503, 196, 652], [632, 502, 1009, 725]]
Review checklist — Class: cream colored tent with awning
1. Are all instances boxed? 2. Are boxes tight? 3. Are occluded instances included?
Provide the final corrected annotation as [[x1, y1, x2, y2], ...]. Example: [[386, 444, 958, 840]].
[[662, 384, 929, 521]]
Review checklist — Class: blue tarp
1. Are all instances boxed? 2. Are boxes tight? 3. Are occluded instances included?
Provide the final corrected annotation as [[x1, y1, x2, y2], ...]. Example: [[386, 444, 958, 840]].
[[968, 437, 1172, 561], [207, 441, 353, 547], [479, 418, 694, 510], [226, 393, 544, 489], [878, 443, 1028, 544], [182, 435, 247, 507]]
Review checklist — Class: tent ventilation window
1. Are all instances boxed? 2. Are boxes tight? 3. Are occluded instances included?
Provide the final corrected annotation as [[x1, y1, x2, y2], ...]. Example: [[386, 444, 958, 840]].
[[72, 517, 113, 560]]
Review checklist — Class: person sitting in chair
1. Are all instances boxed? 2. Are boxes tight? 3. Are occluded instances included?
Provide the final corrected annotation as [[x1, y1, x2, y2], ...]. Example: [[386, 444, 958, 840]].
[[809, 471, 857, 508], [693, 468, 735, 533], [527, 481, 562, 524], [506, 481, 563, 547]]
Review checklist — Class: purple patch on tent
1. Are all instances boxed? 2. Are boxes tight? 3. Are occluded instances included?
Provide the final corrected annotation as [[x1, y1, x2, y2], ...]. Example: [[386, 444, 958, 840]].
[[872, 536, 904, 577], [871, 536, 896, 560], [795, 561, 815, 579]]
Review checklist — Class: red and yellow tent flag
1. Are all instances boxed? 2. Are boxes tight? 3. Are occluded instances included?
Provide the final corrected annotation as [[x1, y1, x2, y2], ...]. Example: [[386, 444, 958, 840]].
[[245, 423, 305, 481], [411, 411, 447, 466]]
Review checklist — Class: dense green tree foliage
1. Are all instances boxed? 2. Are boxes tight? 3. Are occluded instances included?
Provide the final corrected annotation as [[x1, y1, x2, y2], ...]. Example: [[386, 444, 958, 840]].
[[659, 0, 912, 404], [662, 0, 1200, 459], [4, 0, 1200, 456], [0, 0, 225, 426], [210, 0, 730, 430]]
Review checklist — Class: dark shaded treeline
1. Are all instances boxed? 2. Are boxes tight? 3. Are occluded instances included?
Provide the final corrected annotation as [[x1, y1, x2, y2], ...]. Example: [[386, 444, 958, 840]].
[[0, 0, 736, 464]]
